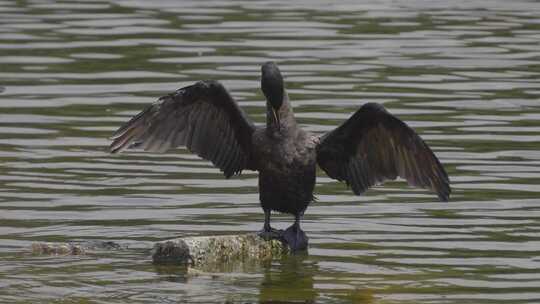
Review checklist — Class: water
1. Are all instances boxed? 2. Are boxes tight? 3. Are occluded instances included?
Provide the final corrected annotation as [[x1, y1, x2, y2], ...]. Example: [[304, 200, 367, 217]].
[[1, 0, 540, 303]]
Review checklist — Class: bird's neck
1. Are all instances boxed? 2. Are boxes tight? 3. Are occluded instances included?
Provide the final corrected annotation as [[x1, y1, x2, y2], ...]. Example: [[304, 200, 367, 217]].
[[266, 91, 297, 137]]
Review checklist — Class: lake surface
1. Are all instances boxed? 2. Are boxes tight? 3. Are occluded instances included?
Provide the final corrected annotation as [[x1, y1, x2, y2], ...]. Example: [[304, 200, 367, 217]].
[[1, 0, 540, 303]]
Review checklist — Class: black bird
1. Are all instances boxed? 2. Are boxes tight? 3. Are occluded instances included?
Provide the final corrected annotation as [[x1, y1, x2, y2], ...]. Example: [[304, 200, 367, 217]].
[[109, 62, 450, 251]]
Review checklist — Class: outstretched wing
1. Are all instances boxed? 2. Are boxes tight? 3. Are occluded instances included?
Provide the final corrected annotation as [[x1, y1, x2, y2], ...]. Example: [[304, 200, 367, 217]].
[[316, 103, 450, 201], [109, 80, 256, 178]]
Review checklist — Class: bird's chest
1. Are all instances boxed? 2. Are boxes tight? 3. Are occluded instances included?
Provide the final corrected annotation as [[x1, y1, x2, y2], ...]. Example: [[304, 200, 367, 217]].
[[253, 131, 316, 173]]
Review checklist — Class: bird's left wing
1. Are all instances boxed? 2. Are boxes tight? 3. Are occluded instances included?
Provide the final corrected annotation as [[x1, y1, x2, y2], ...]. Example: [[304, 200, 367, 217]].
[[109, 80, 256, 178], [316, 103, 450, 201]]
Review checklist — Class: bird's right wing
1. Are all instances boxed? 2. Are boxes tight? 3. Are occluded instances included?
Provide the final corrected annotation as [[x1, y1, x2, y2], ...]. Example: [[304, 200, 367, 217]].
[[109, 80, 256, 178]]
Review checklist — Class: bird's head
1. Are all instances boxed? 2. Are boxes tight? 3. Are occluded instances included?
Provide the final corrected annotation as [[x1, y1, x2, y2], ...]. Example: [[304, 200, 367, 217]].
[[261, 61, 284, 128]]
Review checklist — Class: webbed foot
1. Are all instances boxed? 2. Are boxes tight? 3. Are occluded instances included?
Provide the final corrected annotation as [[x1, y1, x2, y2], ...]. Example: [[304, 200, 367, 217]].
[[257, 227, 283, 241], [282, 224, 309, 252]]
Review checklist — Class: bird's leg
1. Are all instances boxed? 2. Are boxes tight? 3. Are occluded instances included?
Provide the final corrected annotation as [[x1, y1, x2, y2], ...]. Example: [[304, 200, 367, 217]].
[[257, 209, 283, 240], [282, 214, 309, 252]]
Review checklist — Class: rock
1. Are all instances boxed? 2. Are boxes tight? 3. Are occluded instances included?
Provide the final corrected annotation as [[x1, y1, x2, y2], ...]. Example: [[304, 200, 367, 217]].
[[30, 234, 288, 271], [152, 233, 288, 267]]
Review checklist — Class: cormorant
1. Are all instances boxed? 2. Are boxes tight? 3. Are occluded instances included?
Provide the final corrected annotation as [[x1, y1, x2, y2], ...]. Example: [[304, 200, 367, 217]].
[[109, 62, 450, 251]]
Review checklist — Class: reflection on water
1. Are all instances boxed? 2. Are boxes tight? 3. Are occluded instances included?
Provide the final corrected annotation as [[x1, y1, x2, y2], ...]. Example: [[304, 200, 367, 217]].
[[1, 0, 540, 303], [260, 253, 318, 303]]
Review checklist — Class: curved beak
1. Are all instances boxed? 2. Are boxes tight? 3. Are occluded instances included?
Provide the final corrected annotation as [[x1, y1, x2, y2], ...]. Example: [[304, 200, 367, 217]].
[[271, 108, 281, 130]]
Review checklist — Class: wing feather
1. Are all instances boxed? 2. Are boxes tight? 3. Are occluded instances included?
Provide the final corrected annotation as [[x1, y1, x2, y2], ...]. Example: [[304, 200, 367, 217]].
[[110, 80, 256, 177], [316, 102, 450, 201]]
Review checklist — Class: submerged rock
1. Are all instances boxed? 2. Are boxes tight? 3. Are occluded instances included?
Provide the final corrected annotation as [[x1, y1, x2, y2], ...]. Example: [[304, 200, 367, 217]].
[[31, 240, 125, 256], [31, 242, 86, 255]]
